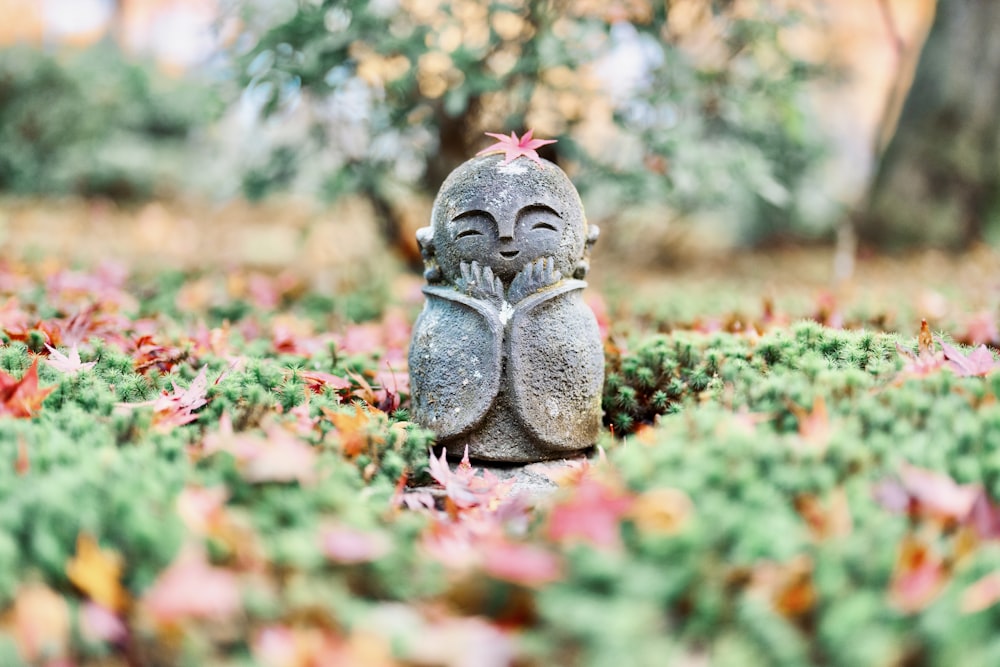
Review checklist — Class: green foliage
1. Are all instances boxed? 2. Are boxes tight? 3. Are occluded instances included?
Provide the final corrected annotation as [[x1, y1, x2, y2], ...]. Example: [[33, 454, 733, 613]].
[[230, 0, 826, 241], [0, 43, 221, 200], [6, 260, 1000, 665]]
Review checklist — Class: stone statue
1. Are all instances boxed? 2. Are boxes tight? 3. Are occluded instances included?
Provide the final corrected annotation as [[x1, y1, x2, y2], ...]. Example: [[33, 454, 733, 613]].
[[409, 135, 603, 462]]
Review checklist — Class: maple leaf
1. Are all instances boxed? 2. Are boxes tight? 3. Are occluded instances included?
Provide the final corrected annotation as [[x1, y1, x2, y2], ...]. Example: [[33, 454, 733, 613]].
[[45, 343, 96, 375], [546, 476, 634, 550], [323, 405, 376, 458], [429, 447, 512, 511], [66, 533, 128, 611], [937, 337, 1000, 377], [0, 358, 54, 419], [299, 369, 351, 395], [141, 548, 241, 625], [475, 129, 557, 166], [120, 366, 211, 431]]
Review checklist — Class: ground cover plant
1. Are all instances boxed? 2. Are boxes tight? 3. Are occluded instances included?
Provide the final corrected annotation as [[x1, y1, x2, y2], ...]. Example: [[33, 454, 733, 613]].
[[3, 257, 1000, 667]]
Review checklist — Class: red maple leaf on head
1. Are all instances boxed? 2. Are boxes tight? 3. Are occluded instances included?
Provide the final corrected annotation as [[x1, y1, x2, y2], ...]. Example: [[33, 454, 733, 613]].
[[475, 129, 556, 166]]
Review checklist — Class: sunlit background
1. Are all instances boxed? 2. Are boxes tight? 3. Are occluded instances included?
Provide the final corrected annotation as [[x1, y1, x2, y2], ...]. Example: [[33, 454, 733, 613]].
[[0, 0, 971, 285]]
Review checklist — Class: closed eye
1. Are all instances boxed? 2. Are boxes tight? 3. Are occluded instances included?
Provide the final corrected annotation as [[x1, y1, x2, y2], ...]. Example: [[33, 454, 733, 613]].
[[456, 229, 483, 240], [532, 221, 558, 232]]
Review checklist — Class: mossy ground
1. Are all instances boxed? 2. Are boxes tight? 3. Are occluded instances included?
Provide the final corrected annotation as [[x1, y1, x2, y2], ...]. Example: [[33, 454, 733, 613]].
[[2, 241, 1000, 666]]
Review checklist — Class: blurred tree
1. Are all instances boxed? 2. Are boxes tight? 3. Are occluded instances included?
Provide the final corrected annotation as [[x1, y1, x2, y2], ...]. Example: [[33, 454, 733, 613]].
[[0, 43, 222, 200], [228, 0, 826, 255], [864, 0, 1000, 248]]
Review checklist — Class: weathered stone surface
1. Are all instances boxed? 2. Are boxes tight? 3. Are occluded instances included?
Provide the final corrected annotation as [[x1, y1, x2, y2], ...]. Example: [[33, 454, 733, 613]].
[[409, 154, 602, 462]]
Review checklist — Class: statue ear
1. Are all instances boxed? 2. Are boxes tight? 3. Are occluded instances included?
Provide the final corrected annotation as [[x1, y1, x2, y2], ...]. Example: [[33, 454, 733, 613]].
[[573, 223, 599, 279], [416, 226, 442, 283]]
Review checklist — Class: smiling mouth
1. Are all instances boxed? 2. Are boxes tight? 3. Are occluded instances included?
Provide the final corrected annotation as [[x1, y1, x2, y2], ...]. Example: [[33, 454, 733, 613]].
[[499, 250, 520, 259]]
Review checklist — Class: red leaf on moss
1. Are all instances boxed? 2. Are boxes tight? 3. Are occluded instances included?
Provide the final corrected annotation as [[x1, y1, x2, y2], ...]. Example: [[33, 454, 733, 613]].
[[475, 129, 556, 166], [123, 367, 210, 431], [0, 359, 54, 419], [429, 446, 511, 511]]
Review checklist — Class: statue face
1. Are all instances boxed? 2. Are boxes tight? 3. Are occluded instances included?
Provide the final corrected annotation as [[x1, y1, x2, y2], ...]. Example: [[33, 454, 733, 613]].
[[430, 156, 586, 285]]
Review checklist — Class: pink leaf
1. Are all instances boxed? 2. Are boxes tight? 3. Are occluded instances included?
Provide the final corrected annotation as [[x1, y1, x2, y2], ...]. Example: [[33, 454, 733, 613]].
[[938, 337, 1000, 377], [475, 129, 557, 166]]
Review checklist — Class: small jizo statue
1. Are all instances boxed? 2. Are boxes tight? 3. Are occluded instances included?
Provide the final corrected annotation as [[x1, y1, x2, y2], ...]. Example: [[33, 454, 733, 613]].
[[409, 131, 603, 462]]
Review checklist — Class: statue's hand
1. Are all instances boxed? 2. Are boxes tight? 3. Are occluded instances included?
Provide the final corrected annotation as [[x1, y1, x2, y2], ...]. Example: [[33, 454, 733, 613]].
[[507, 256, 562, 304], [456, 261, 504, 308]]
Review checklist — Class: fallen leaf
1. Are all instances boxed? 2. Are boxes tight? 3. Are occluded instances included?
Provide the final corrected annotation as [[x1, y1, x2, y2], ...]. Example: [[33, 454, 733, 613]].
[[323, 405, 376, 458], [119, 366, 210, 431], [429, 447, 512, 512], [66, 533, 127, 611], [0, 359, 54, 418], [44, 343, 97, 375], [937, 337, 1000, 377]]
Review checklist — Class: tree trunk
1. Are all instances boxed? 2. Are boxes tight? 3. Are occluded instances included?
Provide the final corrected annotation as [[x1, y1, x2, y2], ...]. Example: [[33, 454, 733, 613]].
[[863, 0, 1000, 249]]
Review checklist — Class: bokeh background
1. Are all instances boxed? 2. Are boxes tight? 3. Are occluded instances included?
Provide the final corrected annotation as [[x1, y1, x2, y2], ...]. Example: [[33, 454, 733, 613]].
[[0, 0, 991, 297]]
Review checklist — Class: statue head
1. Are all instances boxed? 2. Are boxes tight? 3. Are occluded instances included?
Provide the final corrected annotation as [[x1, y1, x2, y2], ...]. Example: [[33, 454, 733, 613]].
[[417, 154, 598, 286]]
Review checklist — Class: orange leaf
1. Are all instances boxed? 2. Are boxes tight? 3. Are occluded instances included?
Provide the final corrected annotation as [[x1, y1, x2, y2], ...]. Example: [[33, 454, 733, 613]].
[[0, 359, 54, 418], [323, 405, 378, 458], [66, 533, 127, 611]]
